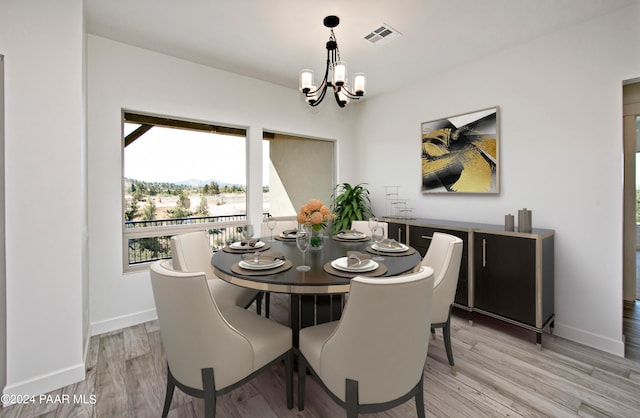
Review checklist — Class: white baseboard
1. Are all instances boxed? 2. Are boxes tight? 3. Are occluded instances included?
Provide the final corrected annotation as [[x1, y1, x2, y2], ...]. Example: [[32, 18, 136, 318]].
[[553, 322, 625, 357], [2, 363, 85, 407], [90, 308, 157, 336]]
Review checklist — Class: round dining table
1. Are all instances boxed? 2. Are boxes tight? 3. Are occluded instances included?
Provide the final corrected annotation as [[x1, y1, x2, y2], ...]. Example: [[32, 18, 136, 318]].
[[211, 233, 422, 346]]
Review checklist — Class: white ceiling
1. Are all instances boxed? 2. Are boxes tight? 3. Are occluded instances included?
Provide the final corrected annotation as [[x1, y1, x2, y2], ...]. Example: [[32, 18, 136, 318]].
[[85, 0, 638, 98]]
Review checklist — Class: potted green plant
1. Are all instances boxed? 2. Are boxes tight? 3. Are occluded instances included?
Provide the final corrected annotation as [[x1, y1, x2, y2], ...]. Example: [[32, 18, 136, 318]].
[[331, 182, 374, 233]]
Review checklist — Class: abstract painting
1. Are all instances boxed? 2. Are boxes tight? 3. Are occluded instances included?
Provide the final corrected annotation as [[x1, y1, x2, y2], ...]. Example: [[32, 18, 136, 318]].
[[421, 107, 499, 194]]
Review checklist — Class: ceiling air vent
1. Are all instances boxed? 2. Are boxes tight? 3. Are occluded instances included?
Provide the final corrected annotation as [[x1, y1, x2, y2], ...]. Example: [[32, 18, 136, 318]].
[[363, 23, 402, 46]]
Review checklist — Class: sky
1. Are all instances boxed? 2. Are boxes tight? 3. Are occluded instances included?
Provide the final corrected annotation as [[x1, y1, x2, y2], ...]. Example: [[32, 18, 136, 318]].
[[124, 124, 270, 186]]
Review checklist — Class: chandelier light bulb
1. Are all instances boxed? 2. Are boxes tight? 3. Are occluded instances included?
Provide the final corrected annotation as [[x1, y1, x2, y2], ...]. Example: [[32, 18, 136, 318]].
[[299, 69, 314, 93], [353, 73, 366, 96], [333, 61, 347, 86]]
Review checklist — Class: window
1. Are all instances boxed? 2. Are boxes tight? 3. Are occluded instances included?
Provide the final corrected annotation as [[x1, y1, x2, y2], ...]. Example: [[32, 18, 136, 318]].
[[262, 132, 335, 218], [122, 111, 247, 270]]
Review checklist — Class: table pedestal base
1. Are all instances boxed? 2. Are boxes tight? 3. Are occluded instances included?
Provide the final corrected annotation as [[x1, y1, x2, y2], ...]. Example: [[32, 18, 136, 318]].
[[290, 294, 344, 347]]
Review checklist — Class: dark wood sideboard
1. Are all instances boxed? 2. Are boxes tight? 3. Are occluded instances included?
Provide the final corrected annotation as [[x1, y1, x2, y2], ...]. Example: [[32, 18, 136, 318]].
[[383, 217, 554, 347]]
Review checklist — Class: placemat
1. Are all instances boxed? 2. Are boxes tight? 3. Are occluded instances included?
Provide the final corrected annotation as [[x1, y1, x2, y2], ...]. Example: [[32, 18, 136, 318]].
[[365, 245, 416, 257], [231, 259, 293, 276], [322, 261, 387, 278], [223, 242, 271, 253]]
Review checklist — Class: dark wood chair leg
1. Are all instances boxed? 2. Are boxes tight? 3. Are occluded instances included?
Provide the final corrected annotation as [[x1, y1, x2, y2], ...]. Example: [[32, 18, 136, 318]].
[[415, 375, 426, 418], [285, 350, 293, 409], [346, 378, 359, 418], [201, 368, 216, 418], [162, 367, 176, 417], [256, 292, 263, 315], [443, 314, 454, 367], [265, 292, 270, 318], [297, 354, 306, 411]]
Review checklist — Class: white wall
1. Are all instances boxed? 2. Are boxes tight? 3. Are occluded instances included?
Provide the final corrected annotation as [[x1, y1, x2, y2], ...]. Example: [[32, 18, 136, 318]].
[[353, 4, 640, 355], [87, 35, 354, 333], [0, 0, 86, 398], [0, 1, 635, 401]]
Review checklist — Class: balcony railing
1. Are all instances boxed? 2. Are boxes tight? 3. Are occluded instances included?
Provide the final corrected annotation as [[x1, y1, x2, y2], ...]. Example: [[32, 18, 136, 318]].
[[125, 213, 270, 266], [125, 214, 249, 228]]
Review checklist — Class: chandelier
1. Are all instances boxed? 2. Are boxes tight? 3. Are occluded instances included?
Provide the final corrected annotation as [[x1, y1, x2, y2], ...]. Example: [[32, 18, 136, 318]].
[[299, 15, 366, 108]]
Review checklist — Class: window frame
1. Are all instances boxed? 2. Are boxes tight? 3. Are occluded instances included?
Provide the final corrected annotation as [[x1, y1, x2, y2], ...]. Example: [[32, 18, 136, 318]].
[[121, 109, 249, 272], [262, 130, 337, 219]]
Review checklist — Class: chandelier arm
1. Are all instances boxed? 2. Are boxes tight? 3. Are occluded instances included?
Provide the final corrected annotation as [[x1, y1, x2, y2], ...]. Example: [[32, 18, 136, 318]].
[[339, 85, 362, 99], [306, 76, 327, 96], [313, 84, 330, 106], [333, 89, 346, 108]]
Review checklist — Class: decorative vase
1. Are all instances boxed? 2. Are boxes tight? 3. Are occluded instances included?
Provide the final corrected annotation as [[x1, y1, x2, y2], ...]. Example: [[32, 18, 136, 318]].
[[310, 226, 325, 250]]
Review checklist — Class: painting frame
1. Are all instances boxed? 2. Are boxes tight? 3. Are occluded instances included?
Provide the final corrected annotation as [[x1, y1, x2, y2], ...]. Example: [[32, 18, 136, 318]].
[[421, 106, 499, 194]]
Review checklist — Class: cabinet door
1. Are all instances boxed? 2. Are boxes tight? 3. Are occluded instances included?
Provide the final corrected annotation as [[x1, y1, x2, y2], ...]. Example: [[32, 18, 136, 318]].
[[474, 233, 536, 326], [387, 222, 406, 243], [410, 226, 469, 307]]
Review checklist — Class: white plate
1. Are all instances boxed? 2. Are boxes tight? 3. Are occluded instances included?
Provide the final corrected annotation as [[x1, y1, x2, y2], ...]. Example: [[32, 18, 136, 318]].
[[337, 232, 366, 240], [372, 243, 409, 253], [331, 257, 378, 272], [239, 259, 284, 270], [230, 240, 265, 249]]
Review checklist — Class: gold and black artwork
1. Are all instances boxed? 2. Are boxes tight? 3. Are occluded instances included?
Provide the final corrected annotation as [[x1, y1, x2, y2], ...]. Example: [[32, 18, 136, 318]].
[[421, 107, 499, 194]]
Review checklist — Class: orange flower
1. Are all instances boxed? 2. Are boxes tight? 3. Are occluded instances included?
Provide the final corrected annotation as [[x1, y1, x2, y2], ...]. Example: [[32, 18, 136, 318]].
[[310, 211, 324, 225], [298, 198, 332, 229], [307, 199, 323, 211]]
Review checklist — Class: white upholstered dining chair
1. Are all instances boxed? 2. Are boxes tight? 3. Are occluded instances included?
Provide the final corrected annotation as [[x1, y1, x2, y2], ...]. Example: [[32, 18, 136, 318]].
[[149, 260, 293, 417], [421, 232, 463, 374], [297, 266, 434, 418], [170, 231, 265, 314]]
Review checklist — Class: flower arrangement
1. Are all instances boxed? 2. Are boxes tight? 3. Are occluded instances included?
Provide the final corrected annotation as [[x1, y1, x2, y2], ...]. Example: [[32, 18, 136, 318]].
[[297, 198, 333, 232]]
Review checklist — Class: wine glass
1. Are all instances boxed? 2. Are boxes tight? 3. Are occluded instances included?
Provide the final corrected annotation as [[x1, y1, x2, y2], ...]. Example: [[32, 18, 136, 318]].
[[266, 218, 277, 242], [240, 224, 254, 241], [296, 227, 311, 271], [371, 227, 385, 260], [368, 218, 379, 243]]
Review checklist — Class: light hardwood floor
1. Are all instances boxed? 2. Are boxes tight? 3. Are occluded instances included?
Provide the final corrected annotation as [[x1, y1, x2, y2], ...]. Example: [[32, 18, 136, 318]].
[[2, 294, 640, 418]]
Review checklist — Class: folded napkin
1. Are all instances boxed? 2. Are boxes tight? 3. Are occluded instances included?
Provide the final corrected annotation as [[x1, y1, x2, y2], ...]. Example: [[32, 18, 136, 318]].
[[378, 238, 403, 249], [260, 251, 286, 261], [346, 251, 371, 267], [240, 238, 259, 247], [282, 229, 298, 236], [339, 229, 360, 235]]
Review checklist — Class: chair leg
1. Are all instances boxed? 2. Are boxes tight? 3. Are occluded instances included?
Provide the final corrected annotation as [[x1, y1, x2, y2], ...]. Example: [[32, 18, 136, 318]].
[[201, 368, 216, 418], [297, 354, 306, 411], [256, 292, 263, 315], [162, 367, 176, 417], [345, 378, 359, 418], [265, 292, 270, 318], [415, 375, 426, 418], [442, 314, 456, 374], [285, 350, 293, 409]]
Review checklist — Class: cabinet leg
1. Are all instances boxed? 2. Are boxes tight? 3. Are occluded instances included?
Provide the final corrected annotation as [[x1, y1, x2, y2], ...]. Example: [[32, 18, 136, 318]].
[[468, 311, 473, 327], [536, 331, 542, 350]]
